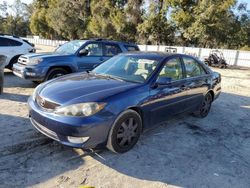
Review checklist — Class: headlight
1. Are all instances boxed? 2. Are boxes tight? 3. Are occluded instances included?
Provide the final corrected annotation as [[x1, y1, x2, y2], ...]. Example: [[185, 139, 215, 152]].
[[29, 58, 43, 65], [54, 102, 106, 117]]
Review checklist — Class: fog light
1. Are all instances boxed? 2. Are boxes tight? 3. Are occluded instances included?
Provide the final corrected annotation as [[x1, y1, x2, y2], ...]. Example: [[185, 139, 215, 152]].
[[67, 136, 89, 144], [26, 72, 36, 76]]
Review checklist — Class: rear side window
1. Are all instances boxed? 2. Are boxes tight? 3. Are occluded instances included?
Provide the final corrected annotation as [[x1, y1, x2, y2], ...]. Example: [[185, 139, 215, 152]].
[[0, 37, 22, 47], [104, 44, 122, 56], [8, 39, 22, 46], [0, 37, 9, 46], [183, 57, 206, 78], [124, 45, 139, 51]]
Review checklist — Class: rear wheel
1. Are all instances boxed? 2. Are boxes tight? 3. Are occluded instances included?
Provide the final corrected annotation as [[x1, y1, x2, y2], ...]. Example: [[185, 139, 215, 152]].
[[193, 92, 213, 118], [45, 68, 68, 81], [107, 110, 142, 153]]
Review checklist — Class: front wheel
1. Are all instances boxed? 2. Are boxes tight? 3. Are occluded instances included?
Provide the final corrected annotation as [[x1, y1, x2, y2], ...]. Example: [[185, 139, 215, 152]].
[[45, 68, 68, 81], [107, 110, 142, 153], [193, 92, 213, 118]]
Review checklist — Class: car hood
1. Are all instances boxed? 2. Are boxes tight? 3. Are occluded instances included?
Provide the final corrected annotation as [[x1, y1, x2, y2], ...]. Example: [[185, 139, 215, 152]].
[[38, 73, 140, 105], [23, 52, 71, 60]]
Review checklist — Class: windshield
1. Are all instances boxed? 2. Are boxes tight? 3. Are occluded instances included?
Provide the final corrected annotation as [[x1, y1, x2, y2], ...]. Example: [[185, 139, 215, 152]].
[[93, 55, 160, 83], [55, 40, 85, 54]]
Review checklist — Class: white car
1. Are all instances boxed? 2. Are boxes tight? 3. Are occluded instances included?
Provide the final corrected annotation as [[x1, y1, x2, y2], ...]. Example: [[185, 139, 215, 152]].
[[0, 35, 36, 69]]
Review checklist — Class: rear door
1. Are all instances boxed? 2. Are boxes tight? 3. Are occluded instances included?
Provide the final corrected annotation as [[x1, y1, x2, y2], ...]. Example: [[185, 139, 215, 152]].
[[76, 42, 104, 71], [182, 56, 210, 111]]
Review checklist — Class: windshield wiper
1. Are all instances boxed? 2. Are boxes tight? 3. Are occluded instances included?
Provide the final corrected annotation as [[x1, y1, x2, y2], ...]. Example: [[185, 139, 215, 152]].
[[98, 73, 125, 82]]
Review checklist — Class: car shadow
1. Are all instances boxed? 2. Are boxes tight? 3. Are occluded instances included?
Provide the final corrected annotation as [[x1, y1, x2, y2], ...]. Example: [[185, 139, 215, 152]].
[[0, 92, 30, 103], [0, 92, 250, 187], [0, 114, 87, 187], [92, 92, 250, 187], [3, 69, 36, 89]]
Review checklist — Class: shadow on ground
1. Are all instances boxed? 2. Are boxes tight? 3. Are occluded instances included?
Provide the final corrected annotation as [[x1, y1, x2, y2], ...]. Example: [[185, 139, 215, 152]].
[[93, 92, 250, 187], [3, 69, 36, 89], [0, 89, 250, 187], [0, 114, 85, 187]]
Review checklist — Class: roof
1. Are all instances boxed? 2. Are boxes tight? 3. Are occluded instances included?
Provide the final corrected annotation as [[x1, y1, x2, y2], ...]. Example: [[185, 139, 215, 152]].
[[78, 38, 137, 45], [120, 51, 180, 60]]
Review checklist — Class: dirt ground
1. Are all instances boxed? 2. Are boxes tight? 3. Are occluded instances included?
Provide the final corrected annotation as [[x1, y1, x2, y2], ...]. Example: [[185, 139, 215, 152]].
[[0, 46, 250, 188]]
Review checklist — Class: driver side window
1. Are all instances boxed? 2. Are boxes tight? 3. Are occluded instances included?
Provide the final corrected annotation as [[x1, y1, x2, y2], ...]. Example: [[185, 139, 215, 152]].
[[84, 43, 102, 56], [158, 58, 183, 81]]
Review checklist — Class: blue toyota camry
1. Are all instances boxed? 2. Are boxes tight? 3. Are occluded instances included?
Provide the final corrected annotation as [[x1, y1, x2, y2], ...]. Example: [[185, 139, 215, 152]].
[[28, 52, 221, 153]]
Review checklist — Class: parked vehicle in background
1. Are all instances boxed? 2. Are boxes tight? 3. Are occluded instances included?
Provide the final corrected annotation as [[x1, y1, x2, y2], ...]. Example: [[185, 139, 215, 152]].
[[0, 34, 36, 69], [28, 52, 221, 153], [13, 39, 139, 83], [204, 50, 228, 68]]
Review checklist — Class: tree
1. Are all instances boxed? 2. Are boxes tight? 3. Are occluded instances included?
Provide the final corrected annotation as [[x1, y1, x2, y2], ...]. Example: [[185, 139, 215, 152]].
[[0, 0, 31, 36], [137, 0, 175, 45], [46, 0, 90, 40], [184, 0, 237, 48], [30, 0, 57, 39]]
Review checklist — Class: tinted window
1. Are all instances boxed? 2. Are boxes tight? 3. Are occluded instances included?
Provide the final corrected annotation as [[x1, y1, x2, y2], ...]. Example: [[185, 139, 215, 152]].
[[183, 57, 206, 78], [84, 43, 102, 56], [158, 58, 183, 81], [124, 45, 139, 51], [104, 44, 121, 56], [0, 37, 22, 46], [0, 37, 10, 46], [8, 39, 22, 46]]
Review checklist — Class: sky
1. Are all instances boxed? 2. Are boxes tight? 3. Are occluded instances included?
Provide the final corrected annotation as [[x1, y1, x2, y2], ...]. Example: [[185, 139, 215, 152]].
[[0, 0, 33, 5]]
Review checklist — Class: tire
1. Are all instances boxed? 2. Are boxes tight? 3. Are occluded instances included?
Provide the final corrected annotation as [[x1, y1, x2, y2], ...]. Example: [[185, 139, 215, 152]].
[[45, 68, 68, 81], [107, 109, 142, 153], [32, 81, 42, 84], [193, 92, 213, 118], [7, 56, 19, 70]]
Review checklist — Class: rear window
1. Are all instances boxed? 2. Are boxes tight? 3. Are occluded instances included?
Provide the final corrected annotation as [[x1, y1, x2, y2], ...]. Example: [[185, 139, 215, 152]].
[[124, 45, 139, 51]]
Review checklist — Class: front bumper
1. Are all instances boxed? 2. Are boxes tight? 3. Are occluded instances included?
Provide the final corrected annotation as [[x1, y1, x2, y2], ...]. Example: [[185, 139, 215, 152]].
[[13, 63, 48, 81], [28, 97, 114, 149]]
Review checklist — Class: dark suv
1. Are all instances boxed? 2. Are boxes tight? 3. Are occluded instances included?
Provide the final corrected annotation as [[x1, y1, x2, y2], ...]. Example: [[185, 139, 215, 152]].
[[13, 39, 139, 83]]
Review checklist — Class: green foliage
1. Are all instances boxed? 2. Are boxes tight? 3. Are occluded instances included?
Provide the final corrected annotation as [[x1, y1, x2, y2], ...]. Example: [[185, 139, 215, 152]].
[[0, 0, 31, 36], [137, 0, 175, 45], [1, 0, 250, 50]]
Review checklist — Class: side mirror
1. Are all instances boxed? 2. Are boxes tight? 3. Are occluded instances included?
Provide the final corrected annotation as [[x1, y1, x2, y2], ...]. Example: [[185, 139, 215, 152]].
[[156, 77, 172, 85], [79, 49, 89, 56]]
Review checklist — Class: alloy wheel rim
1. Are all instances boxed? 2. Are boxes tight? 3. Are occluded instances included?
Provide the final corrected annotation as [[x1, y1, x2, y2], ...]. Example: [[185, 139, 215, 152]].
[[201, 95, 212, 115], [117, 117, 138, 147]]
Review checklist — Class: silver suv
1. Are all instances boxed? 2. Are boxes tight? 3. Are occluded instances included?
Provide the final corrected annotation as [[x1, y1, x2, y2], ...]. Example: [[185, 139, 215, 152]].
[[0, 34, 35, 69]]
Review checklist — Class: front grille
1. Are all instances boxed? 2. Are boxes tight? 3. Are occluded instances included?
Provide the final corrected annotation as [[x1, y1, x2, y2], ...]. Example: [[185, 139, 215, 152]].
[[18, 56, 29, 65], [36, 95, 60, 110]]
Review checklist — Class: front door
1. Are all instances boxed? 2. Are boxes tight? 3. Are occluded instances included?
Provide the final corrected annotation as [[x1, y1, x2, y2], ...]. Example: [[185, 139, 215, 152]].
[[76, 42, 104, 72], [147, 57, 188, 125]]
